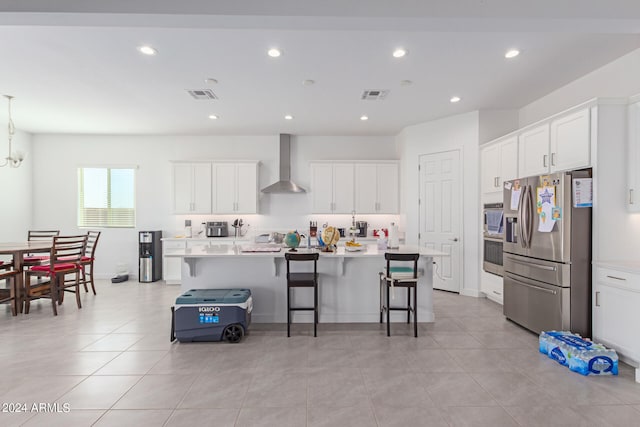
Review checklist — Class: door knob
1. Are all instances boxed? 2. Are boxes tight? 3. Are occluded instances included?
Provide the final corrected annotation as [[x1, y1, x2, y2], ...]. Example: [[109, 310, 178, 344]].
[[449, 238, 459, 242]]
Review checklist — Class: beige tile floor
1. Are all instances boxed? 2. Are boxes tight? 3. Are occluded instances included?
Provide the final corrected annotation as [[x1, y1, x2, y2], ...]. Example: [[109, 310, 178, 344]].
[[0, 280, 639, 426]]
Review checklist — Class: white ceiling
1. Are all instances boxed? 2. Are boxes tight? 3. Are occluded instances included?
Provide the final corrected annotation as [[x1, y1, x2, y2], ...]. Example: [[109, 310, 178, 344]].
[[1, 1, 640, 136]]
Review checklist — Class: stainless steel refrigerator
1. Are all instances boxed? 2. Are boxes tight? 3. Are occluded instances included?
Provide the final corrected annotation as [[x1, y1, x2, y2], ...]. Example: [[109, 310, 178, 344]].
[[502, 170, 592, 337]]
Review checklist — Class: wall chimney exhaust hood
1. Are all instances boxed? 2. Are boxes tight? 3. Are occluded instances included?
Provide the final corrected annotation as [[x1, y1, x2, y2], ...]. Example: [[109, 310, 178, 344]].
[[261, 134, 306, 193]]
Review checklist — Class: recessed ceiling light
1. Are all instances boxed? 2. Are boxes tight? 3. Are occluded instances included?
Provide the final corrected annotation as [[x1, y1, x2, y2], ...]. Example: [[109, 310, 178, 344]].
[[360, 115, 369, 121], [302, 79, 315, 86], [137, 45, 157, 56], [393, 48, 408, 58], [268, 48, 282, 58], [450, 96, 461, 103], [204, 78, 218, 85], [284, 114, 293, 120], [208, 114, 219, 120], [400, 80, 413, 86], [505, 49, 520, 59]]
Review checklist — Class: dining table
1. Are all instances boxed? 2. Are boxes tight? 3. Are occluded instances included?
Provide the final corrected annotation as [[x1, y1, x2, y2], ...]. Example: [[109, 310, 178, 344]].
[[0, 241, 52, 315]]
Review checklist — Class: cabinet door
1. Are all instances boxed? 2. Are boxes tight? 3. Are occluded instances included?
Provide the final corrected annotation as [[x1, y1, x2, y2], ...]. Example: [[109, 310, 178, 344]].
[[481, 144, 500, 194], [499, 137, 519, 184], [236, 163, 258, 213], [550, 108, 590, 172], [593, 281, 640, 358], [376, 163, 399, 213], [172, 163, 194, 213], [628, 102, 640, 211], [519, 124, 550, 177], [310, 163, 334, 213], [332, 163, 355, 213], [213, 164, 237, 213], [191, 163, 212, 214], [355, 164, 378, 213], [162, 241, 185, 284]]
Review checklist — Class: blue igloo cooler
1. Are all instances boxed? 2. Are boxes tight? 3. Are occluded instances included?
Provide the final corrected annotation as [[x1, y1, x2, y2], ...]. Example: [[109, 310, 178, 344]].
[[171, 289, 252, 343]]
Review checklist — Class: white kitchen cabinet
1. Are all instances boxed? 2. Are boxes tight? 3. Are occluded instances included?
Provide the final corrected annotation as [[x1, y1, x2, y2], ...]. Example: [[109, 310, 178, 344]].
[[593, 265, 640, 379], [171, 162, 212, 214], [628, 101, 640, 211], [550, 108, 591, 172], [518, 108, 591, 178], [213, 162, 258, 214], [518, 124, 550, 177], [310, 162, 355, 213], [481, 136, 518, 195], [162, 240, 186, 284], [355, 162, 399, 214], [480, 270, 503, 305]]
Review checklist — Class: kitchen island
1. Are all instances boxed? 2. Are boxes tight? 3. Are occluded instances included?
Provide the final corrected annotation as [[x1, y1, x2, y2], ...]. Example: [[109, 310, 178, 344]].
[[166, 243, 447, 323]]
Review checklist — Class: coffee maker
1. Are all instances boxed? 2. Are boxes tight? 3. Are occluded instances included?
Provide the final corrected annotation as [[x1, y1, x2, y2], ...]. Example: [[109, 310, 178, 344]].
[[356, 221, 368, 237]]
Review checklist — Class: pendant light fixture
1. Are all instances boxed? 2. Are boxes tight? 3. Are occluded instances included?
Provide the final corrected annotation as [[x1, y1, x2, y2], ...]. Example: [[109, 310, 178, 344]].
[[1, 95, 24, 168]]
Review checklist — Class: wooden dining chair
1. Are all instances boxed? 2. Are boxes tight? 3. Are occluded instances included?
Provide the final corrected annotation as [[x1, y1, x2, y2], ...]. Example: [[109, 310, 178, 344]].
[[0, 262, 19, 316], [23, 230, 60, 268], [79, 231, 101, 295], [24, 235, 87, 316]]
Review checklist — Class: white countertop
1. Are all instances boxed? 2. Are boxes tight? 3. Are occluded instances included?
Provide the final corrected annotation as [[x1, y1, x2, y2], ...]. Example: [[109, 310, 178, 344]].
[[594, 260, 640, 274], [165, 243, 447, 259], [162, 236, 250, 242]]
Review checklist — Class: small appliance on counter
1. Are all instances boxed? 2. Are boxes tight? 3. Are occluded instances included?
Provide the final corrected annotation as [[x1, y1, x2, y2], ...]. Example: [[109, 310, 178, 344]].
[[184, 219, 192, 238], [206, 221, 229, 237], [356, 221, 368, 237]]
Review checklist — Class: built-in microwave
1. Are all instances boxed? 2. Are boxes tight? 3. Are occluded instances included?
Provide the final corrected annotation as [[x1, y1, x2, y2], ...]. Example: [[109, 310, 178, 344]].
[[483, 203, 504, 276]]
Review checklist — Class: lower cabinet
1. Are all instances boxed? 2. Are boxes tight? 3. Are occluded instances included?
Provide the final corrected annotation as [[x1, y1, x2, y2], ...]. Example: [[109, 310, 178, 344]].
[[480, 271, 503, 305], [593, 266, 640, 369], [162, 240, 186, 284]]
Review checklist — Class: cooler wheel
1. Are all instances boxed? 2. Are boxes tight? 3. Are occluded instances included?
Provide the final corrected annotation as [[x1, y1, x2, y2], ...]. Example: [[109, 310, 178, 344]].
[[223, 324, 244, 343]]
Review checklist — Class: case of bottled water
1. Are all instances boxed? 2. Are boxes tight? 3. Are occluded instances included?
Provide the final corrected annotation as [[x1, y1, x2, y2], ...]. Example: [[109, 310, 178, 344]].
[[539, 331, 618, 376]]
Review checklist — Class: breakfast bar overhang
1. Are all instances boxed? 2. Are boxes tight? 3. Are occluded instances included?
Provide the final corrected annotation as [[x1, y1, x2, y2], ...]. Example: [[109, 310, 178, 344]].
[[166, 244, 447, 324]]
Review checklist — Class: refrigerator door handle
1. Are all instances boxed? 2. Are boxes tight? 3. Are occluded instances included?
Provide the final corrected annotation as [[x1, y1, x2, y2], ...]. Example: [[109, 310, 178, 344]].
[[510, 258, 557, 271], [505, 273, 558, 295], [525, 185, 534, 248], [517, 185, 526, 248]]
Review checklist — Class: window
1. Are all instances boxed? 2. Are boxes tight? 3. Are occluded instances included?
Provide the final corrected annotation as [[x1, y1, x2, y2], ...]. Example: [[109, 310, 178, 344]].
[[78, 167, 136, 228]]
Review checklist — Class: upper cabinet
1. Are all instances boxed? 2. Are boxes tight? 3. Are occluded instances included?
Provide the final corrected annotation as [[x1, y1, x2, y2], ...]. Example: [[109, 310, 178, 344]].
[[213, 162, 259, 214], [628, 101, 640, 212], [171, 161, 258, 215], [171, 162, 212, 214], [355, 163, 399, 213], [550, 108, 591, 172], [310, 162, 355, 214], [518, 124, 550, 177], [518, 108, 591, 178], [481, 136, 518, 196]]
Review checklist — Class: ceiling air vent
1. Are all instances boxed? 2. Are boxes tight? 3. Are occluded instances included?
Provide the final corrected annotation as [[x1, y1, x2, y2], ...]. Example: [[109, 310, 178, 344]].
[[187, 89, 218, 100], [361, 89, 389, 101]]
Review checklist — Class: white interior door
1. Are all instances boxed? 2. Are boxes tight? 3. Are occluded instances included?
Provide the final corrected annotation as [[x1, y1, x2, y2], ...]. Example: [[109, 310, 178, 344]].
[[419, 150, 461, 293]]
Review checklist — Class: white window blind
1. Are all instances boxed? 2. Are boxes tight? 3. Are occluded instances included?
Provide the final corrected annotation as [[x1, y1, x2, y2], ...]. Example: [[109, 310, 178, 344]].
[[78, 167, 136, 228]]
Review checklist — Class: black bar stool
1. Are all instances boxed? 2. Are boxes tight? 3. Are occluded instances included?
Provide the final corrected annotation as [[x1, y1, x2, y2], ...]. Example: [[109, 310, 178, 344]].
[[379, 252, 420, 337], [285, 252, 319, 337]]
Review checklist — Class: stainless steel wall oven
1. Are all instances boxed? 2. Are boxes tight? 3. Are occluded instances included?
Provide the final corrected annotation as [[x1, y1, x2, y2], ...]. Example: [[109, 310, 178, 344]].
[[483, 202, 504, 276]]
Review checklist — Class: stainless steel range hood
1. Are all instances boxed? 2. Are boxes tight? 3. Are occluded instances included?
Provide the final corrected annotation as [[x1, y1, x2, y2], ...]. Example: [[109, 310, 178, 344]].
[[261, 134, 306, 193]]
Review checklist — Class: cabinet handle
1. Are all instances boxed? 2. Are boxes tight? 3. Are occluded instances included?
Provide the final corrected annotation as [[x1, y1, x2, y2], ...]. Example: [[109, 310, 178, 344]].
[[595, 291, 600, 307], [492, 290, 502, 296], [606, 275, 626, 281], [543, 155, 548, 168], [631, 189, 634, 205], [551, 153, 556, 166]]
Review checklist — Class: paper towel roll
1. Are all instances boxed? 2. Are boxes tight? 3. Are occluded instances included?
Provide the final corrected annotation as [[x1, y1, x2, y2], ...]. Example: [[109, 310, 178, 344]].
[[388, 223, 399, 248]]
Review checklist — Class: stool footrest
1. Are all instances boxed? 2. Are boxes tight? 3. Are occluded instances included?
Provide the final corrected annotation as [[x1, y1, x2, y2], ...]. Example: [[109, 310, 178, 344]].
[[289, 307, 316, 311]]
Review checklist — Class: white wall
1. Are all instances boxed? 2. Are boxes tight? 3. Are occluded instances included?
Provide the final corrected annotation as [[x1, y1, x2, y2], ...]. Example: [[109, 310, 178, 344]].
[[396, 111, 481, 296], [0, 129, 32, 243], [30, 134, 398, 278], [519, 48, 640, 127], [478, 109, 519, 145]]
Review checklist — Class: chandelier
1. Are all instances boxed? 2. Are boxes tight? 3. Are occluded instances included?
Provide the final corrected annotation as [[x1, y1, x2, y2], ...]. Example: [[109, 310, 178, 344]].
[[1, 95, 24, 168]]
